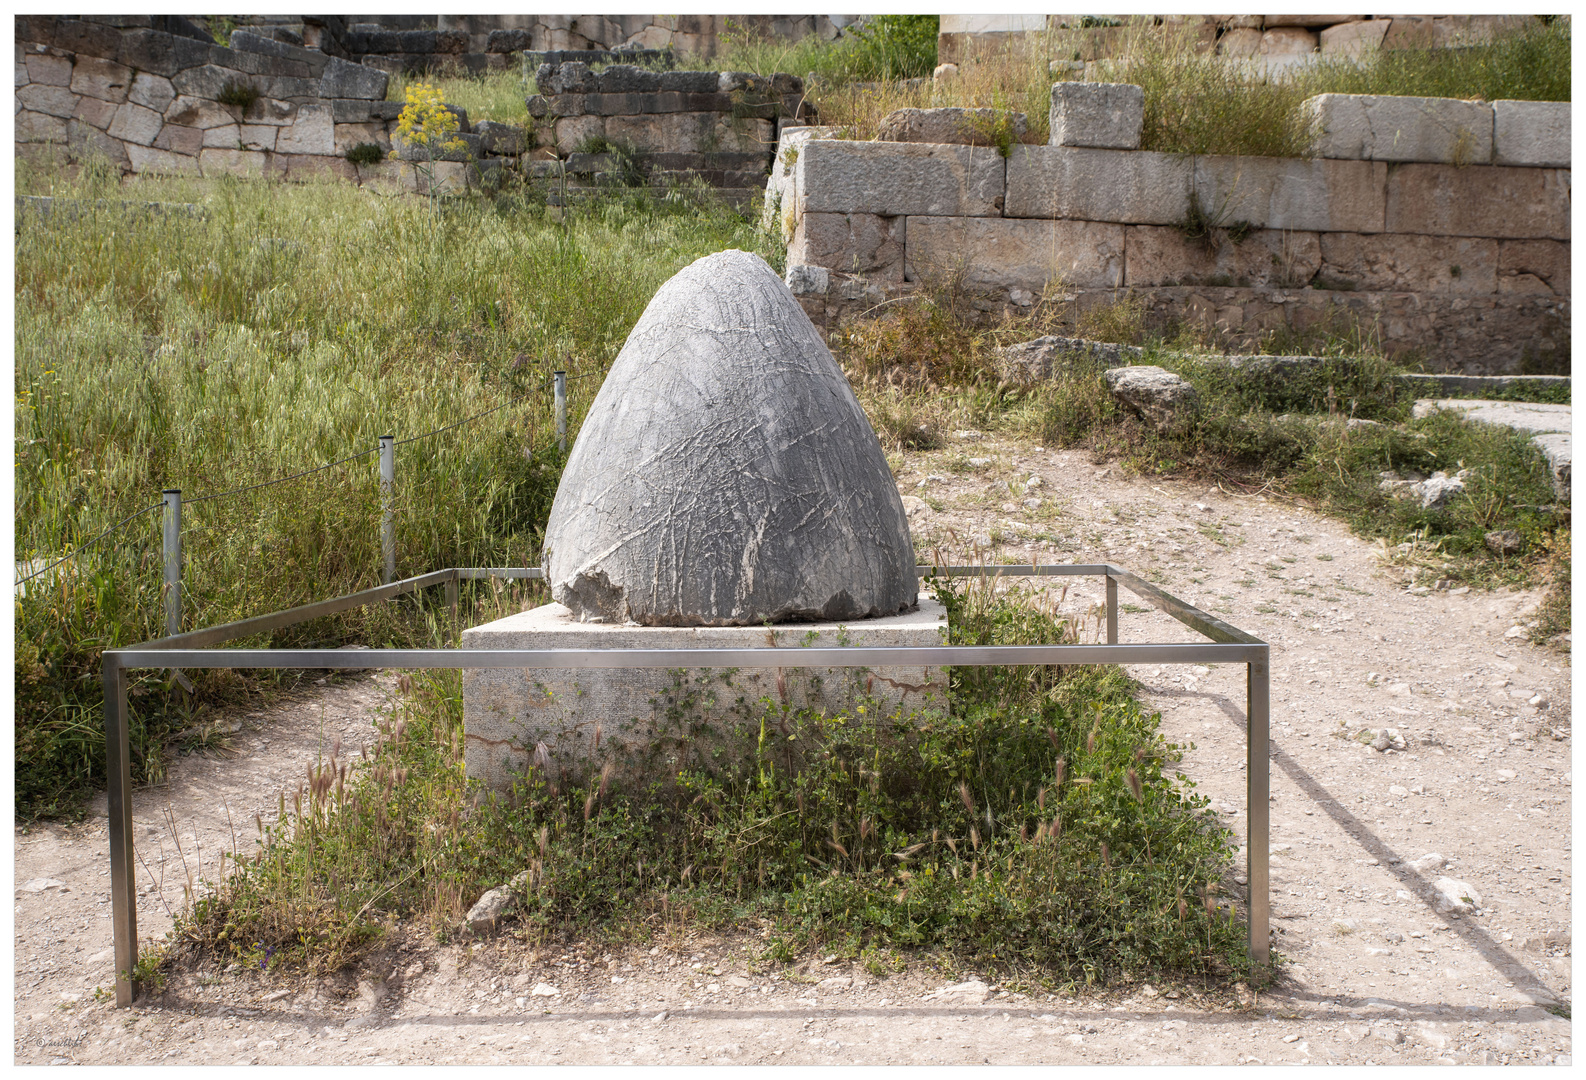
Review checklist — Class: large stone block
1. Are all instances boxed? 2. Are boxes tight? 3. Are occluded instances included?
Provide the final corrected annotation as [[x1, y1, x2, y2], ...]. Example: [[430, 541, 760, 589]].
[[200, 123, 240, 148], [69, 55, 133, 103], [66, 119, 130, 168], [128, 72, 175, 113], [461, 598, 948, 790], [1260, 26, 1318, 54], [762, 125, 838, 237], [15, 109, 67, 143], [334, 121, 388, 154], [270, 153, 358, 184], [237, 124, 278, 152], [318, 56, 388, 100], [265, 76, 321, 101], [165, 95, 242, 130], [1192, 155, 1386, 233], [787, 212, 905, 282], [71, 96, 118, 131], [1320, 18, 1389, 56], [198, 147, 267, 177], [1218, 27, 1264, 56], [171, 64, 249, 101], [906, 216, 1124, 290], [17, 84, 80, 119], [1385, 164, 1570, 240], [1303, 93, 1493, 164], [112, 27, 214, 78], [125, 143, 199, 175], [604, 112, 772, 155], [1049, 81, 1143, 149], [554, 114, 603, 155], [274, 104, 334, 156], [1497, 239, 1570, 296], [798, 140, 1006, 218], [1125, 225, 1321, 289], [1005, 145, 1190, 224], [106, 101, 164, 146], [1317, 232, 1498, 294], [24, 52, 72, 87], [153, 123, 203, 156], [1492, 100, 1570, 168]]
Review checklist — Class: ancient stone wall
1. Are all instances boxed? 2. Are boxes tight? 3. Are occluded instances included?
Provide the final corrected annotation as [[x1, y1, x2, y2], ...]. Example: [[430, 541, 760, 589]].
[[940, 14, 1552, 69], [526, 61, 813, 206], [14, 15, 524, 194], [771, 89, 1571, 374]]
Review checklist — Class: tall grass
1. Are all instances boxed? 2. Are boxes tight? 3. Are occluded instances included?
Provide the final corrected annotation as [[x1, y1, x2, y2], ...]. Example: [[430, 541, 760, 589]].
[[14, 155, 772, 816], [754, 17, 1569, 154]]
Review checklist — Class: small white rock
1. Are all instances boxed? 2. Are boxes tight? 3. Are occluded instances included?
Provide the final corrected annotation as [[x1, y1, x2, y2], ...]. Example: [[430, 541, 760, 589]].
[[530, 982, 559, 997]]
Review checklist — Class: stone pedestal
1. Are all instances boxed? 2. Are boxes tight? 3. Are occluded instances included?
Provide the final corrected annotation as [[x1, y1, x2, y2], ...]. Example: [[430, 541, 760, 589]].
[[461, 595, 948, 790]]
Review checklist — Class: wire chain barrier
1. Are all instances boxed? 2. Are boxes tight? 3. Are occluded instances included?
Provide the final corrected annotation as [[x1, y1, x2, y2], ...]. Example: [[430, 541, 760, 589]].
[[15, 369, 607, 590]]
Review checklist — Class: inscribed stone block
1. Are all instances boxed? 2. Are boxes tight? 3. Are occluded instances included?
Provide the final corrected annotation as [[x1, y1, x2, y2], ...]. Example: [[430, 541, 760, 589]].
[[787, 212, 905, 282], [1005, 145, 1189, 224], [1492, 100, 1570, 168], [1048, 82, 1142, 149], [905, 216, 1123, 290], [1303, 93, 1493, 164], [798, 140, 1006, 217], [1384, 164, 1570, 240], [1191, 155, 1386, 233]]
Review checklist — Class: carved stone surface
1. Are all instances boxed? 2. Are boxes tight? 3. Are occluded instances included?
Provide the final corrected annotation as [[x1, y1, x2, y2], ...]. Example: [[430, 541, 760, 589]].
[[542, 249, 917, 626]]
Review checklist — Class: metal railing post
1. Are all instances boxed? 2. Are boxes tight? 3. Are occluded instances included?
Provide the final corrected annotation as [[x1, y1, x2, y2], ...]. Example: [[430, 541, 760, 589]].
[[1104, 573, 1118, 645], [554, 371, 567, 453], [103, 655, 138, 1006], [379, 436, 395, 584], [162, 490, 181, 636], [446, 571, 459, 629], [1247, 650, 1271, 967]]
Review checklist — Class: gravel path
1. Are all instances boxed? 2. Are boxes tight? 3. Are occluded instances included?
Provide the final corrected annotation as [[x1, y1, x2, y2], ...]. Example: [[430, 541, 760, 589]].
[[14, 435, 1571, 1065]]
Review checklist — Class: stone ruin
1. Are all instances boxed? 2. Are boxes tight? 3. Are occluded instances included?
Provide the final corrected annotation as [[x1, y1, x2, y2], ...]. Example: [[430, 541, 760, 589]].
[[462, 250, 944, 787]]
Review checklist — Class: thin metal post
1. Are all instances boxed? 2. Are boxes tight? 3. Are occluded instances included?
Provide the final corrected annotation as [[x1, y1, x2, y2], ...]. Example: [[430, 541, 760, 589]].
[[103, 657, 138, 1006], [554, 371, 567, 453], [1247, 652, 1271, 967], [379, 436, 395, 584], [446, 575, 459, 627], [162, 489, 181, 637], [1104, 574, 1118, 645]]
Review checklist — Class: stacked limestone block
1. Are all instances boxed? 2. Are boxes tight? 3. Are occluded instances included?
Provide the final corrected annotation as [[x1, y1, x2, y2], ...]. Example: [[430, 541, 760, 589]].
[[942, 14, 1548, 67], [527, 61, 813, 205], [15, 15, 392, 183], [778, 84, 1570, 374]]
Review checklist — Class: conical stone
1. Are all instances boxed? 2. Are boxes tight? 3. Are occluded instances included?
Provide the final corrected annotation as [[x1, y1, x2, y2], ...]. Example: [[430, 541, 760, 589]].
[[542, 249, 917, 626]]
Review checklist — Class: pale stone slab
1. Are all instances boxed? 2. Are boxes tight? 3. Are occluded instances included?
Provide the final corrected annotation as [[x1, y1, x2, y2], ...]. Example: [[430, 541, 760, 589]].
[[125, 143, 199, 175], [1191, 155, 1386, 233], [15, 109, 66, 143], [1124, 225, 1321, 289], [1320, 18, 1388, 55], [127, 71, 174, 113], [1005, 145, 1190, 224], [153, 123, 202, 157], [198, 147, 267, 177], [762, 125, 837, 237], [274, 103, 334, 155], [17, 83, 79, 119], [69, 55, 132, 103], [1218, 27, 1263, 56], [1260, 26, 1318, 54], [1303, 93, 1493, 164], [238, 124, 279, 152], [24, 52, 71, 86], [906, 216, 1123, 290], [461, 597, 949, 790], [106, 101, 163, 146], [165, 95, 241, 130], [797, 139, 1006, 217], [71, 96, 117, 131], [201, 124, 240, 149], [788, 212, 905, 282], [1385, 164, 1570, 240], [1048, 81, 1142, 149], [1317, 232, 1498, 295], [1492, 100, 1570, 168], [553, 114, 602, 155]]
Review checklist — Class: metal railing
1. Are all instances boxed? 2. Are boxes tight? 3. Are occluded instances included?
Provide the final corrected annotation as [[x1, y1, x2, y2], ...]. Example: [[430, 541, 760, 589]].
[[100, 562, 1270, 1006]]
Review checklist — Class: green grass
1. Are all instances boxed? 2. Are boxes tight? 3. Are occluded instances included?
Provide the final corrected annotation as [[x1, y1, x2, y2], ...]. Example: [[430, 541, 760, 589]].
[[175, 576, 1248, 985], [14, 153, 773, 818]]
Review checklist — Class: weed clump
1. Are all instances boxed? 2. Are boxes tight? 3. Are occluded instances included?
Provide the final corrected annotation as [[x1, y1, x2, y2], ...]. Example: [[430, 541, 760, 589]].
[[344, 142, 385, 166], [216, 79, 260, 111]]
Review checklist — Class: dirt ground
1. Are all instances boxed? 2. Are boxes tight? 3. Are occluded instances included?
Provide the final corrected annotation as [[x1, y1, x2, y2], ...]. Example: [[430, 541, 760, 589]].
[[14, 434, 1572, 1065]]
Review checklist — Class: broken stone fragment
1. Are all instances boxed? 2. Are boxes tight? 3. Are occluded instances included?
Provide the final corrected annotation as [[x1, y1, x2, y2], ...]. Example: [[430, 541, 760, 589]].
[[1104, 365, 1199, 434], [542, 249, 917, 626]]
